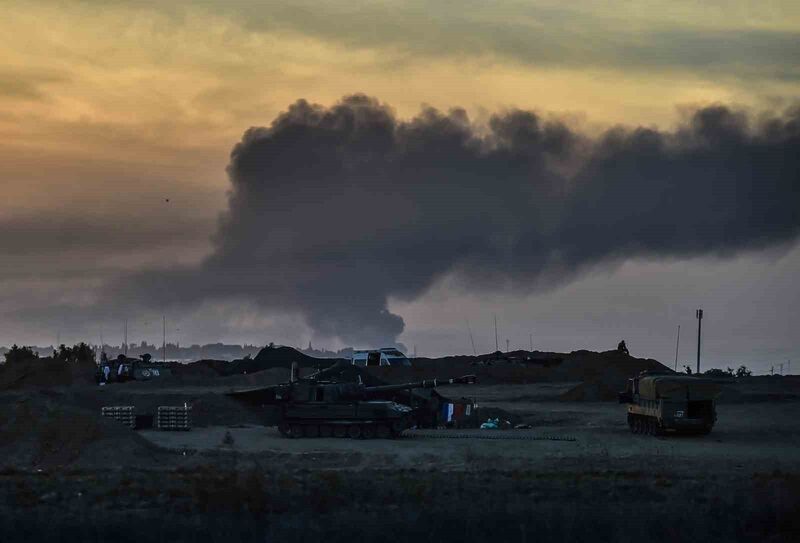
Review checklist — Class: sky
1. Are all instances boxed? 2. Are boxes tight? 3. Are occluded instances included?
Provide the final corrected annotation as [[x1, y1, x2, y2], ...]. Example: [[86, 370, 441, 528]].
[[1, 1, 798, 373]]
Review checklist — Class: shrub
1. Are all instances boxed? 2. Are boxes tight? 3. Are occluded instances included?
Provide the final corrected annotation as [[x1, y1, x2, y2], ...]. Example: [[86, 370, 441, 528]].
[[3, 345, 39, 365], [53, 342, 96, 364]]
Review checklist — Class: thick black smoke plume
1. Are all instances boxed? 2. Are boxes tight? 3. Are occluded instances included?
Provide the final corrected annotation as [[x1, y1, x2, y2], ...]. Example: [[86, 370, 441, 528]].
[[114, 96, 800, 346]]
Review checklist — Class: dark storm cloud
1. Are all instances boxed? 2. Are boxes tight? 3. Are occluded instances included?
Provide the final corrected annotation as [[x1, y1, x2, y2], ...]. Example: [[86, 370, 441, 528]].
[[109, 95, 800, 346]]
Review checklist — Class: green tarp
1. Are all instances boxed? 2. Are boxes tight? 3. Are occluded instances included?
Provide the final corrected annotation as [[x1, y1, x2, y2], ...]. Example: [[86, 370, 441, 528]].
[[639, 375, 721, 400]]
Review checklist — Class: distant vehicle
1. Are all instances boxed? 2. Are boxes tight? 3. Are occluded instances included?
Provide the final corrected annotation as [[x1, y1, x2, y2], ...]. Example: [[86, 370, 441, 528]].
[[351, 348, 412, 367], [95, 354, 171, 384], [619, 373, 721, 435]]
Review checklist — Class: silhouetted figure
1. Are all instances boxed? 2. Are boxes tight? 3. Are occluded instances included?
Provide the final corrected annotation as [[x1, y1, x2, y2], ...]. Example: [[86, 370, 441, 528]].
[[617, 340, 629, 355]]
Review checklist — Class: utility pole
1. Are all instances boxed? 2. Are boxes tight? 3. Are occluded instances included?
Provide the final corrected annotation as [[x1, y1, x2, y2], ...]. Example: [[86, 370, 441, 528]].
[[494, 314, 499, 352], [466, 320, 477, 356], [529, 333, 533, 352], [124, 319, 128, 357], [162, 315, 166, 363], [779, 362, 784, 375], [674, 325, 681, 371], [506, 338, 509, 352], [696, 309, 703, 375]]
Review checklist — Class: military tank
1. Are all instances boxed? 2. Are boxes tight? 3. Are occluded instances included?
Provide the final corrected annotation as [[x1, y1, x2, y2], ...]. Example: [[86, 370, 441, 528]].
[[619, 372, 721, 435], [228, 363, 476, 439]]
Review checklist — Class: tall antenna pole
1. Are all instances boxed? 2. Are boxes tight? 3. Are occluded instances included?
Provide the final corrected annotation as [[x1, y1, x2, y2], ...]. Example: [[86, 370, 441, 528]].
[[466, 320, 477, 356], [162, 315, 166, 363], [529, 333, 533, 352], [674, 325, 681, 371], [494, 314, 499, 352], [506, 338, 509, 352], [696, 309, 703, 375], [124, 319, 128, 357]]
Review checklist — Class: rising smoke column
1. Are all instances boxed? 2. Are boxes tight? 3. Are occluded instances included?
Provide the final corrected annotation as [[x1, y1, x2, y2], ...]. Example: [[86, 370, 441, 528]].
[[113, 96, 800, 346]]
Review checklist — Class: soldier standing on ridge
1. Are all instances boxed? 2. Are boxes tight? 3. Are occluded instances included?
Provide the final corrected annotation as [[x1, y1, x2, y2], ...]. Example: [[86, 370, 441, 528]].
[[618, 340, 630, 355]]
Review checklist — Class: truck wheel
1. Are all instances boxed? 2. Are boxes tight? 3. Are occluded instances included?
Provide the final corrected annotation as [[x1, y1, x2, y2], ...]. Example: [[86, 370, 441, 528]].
[[289, 424, 304, 438], [361, 425, 376, 439], [304, 425, 320, 438], [319, 425, 333, 438], [376, 424, 391, 439], [627, 413, 634, 431], [347, 424, 362, 439], [278, 423, 291, 437], [632, 417, 641, 434], [333, 425, 347, 438]]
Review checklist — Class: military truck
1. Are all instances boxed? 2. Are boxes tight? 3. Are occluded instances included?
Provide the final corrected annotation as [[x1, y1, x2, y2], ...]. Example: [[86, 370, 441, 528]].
[[228, 363, 476, 439], [619, 373, 721, 435]]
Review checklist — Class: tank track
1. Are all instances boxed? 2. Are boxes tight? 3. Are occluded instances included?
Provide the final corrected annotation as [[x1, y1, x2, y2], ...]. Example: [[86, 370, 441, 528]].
[[628, 413, 661, 436], [627, 413, 713, 436]]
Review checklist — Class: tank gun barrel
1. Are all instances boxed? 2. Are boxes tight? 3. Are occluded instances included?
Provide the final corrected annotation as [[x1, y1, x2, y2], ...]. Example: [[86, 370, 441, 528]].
[[364, 374, 476, 394]]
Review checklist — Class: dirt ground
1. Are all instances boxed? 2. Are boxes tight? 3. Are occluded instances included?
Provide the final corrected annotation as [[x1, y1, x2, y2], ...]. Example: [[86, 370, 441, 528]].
[[1, 377, 799, 542], [139, 387, 800, 472]]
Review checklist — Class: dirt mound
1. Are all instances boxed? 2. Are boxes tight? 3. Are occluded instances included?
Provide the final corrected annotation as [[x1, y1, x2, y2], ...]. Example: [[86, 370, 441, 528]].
[[226, 346, 342, 375], [0, 392, 162, 468], [555, 350, 672, 402], [218, 367, 295, 388], [0, 358, 73, 389], [174, 359, 231, 378], [554, 350, 670, 381], [560, 381, 619, 402], [0, 356, 98, 390]]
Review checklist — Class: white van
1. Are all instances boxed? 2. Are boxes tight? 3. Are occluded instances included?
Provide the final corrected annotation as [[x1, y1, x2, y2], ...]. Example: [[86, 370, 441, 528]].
[[351, 348, 412, 367]]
